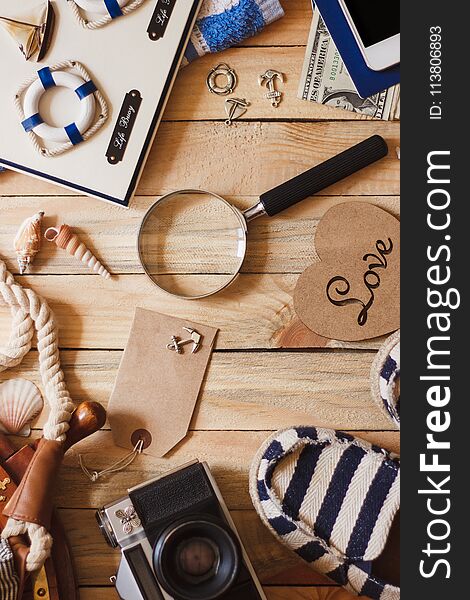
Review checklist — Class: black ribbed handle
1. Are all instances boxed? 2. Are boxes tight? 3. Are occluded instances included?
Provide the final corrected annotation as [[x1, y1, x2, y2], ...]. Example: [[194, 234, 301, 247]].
[[259, 135, 388, 217]]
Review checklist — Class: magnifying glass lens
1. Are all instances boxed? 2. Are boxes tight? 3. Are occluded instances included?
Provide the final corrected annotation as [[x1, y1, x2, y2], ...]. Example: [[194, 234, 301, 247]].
[[139, 191, 246, 298]]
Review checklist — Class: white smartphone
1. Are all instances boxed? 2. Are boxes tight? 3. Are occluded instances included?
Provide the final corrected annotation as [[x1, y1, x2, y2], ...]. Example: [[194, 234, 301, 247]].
[[338, 0, 400, 71]]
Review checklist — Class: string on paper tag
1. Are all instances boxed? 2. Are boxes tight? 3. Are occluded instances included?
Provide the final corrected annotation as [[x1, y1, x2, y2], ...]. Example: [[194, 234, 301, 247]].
[[79, 439, 144, 482]]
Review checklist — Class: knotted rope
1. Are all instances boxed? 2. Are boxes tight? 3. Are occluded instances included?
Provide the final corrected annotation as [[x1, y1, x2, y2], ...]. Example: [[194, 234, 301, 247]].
[[0, 259, 75, 571]]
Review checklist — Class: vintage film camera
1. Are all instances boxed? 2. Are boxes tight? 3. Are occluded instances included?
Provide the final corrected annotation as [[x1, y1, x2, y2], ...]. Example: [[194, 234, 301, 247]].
[[96, 460, 267, 600]]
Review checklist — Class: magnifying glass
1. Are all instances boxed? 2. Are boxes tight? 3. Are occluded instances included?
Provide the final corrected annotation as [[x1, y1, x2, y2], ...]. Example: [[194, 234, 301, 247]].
[[138, 135, 388, 299]]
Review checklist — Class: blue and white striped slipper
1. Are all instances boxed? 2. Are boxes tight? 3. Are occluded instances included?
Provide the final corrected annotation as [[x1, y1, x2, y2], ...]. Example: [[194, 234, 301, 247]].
[[371, 331, 400, 429], [250, 427, 400, 600]]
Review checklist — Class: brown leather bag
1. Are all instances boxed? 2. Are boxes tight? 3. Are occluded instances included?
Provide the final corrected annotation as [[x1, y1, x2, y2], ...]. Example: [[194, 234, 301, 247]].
[[0, 401, 106, 600]]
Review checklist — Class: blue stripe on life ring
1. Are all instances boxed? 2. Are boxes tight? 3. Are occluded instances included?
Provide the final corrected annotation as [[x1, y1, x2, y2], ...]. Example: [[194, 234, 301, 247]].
[[22, 113, 44, 132], [38, 66, 56, 90], [65, 122, 84, 145], [104, 0, 123, 18], [75, 80, 97, 100]]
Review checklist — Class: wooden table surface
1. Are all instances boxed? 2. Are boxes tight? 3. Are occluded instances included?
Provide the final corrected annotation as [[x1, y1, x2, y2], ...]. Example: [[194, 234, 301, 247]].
[[0, 1, 400, 598]]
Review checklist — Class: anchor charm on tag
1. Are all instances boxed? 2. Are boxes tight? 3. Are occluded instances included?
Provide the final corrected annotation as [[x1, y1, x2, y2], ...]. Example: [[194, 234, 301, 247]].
[[224, 98, 250, 126], [166, 327, 203, 354], [259, 69, 284, 107]]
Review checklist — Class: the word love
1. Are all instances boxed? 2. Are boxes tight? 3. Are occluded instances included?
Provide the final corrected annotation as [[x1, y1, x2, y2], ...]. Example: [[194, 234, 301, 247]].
[[326, 238, 394, 326]]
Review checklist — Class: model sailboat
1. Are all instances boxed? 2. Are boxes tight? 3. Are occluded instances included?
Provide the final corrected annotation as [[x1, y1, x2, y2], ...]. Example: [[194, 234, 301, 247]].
[[0, 0, 54, 61]]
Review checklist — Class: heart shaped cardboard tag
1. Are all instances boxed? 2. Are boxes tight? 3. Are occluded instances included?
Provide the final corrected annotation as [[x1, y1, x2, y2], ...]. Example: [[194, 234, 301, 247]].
[[294, 202, 400, 341]]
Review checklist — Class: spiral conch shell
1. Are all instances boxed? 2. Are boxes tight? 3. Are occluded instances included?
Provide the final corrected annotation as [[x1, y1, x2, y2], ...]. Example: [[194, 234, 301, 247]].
[[44, 224, 111, 279], [0, 378, 44, 437], [14, 211, 44, 274]]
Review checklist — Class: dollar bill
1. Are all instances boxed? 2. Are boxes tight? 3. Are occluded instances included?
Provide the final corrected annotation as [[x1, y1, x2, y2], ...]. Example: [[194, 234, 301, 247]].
[[298, 9, 400, 120]]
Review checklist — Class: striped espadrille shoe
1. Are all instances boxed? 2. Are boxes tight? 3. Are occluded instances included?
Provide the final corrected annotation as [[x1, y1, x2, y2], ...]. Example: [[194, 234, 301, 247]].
[[371, 331, 400, 429], [250, 427, 400, 600]]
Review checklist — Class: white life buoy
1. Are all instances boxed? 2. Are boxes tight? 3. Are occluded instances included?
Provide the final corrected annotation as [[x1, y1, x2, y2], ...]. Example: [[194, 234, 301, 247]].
[[22, 70, 96, 144], [74, 0, 129, 16]]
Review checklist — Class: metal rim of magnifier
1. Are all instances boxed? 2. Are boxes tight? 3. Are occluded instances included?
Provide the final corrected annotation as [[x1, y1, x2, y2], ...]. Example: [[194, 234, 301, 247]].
[[137, 189, 249, 300]]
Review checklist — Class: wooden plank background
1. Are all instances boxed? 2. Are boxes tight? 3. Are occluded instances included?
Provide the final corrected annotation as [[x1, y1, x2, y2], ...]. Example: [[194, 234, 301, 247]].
[[0, 1, 400, 598]]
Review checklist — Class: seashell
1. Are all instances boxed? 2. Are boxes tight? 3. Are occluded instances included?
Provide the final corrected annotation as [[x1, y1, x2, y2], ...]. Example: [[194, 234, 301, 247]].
[[44, 224, 111, 279], [0, 378, 44, 437], [14, 211, 44, 274], [0, 1, 55, 62]]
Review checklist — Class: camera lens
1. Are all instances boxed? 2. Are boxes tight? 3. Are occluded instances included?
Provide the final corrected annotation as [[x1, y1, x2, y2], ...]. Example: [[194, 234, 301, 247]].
[[177, 537, 219, 579], [153, 516, 241, 600]]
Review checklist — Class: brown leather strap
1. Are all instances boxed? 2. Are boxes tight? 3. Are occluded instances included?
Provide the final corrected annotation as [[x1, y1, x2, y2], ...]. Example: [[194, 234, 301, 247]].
[[0, 402, 105, 600], [3, 439, 64, 530], [2, 441, 67, 600], [0, 436, 16, 463], [9, 536, 29, 600], [4, 445, 36, 480]]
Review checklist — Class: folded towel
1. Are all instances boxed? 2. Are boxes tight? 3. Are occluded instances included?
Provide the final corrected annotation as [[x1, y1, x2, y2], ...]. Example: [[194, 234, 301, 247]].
[[184, 0, 284, 63]]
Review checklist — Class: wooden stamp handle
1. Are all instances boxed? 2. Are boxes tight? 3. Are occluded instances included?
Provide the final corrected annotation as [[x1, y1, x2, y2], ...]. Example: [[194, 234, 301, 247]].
[[63, 401, 106, 452]]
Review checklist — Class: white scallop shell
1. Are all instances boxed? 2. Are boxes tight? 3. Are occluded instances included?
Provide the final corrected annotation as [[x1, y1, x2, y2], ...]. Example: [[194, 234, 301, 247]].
[[0, 378, 44, 436]]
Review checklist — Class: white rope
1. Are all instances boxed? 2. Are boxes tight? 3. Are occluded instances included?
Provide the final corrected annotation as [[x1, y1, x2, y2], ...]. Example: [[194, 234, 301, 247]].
[[68, 0, 147, 30], [0, 259, 75, 571], [2, 520, 53, 573], [14, 60, 108, 158]]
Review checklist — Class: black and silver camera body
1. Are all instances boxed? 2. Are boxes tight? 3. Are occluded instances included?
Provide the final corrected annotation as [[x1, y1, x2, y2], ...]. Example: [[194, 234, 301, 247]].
[[96, 460, 267, 600]]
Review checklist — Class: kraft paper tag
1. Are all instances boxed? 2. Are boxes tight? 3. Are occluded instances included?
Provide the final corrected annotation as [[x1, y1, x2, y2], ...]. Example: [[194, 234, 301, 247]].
[[294, 203, 400, 341], [108, 308, 218, 457]]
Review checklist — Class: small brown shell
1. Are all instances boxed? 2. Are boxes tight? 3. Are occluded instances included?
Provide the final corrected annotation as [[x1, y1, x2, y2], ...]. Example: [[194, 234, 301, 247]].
[[13, 211, 44, 274]]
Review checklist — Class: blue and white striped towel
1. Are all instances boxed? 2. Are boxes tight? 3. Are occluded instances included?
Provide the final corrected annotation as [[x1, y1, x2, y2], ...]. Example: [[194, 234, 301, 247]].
[[250, 427, 400, 600], [183, 0, 284, 63]]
